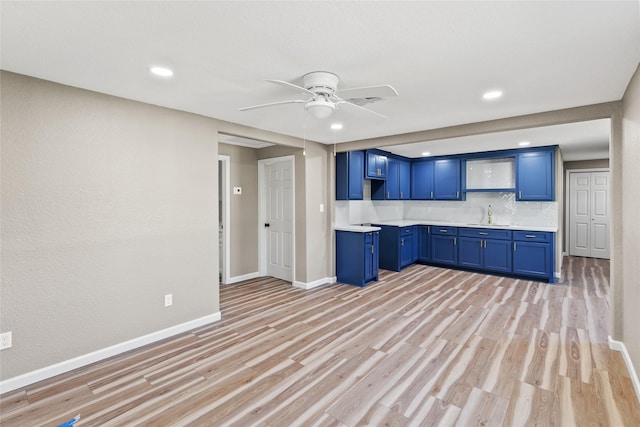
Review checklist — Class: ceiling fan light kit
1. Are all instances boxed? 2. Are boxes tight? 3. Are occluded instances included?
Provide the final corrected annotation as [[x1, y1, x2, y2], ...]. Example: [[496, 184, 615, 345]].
[[305, 97, 336, 119], [240, 71, 398, 120]]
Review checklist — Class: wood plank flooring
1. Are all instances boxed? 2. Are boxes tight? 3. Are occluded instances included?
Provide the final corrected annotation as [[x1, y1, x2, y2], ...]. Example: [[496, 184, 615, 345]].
[[2, 256, 639, 426]]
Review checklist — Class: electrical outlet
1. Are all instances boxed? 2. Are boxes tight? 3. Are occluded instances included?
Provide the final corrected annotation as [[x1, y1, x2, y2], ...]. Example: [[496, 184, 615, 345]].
[[0, 332, 12, 350], [164, 294, 173, 307]]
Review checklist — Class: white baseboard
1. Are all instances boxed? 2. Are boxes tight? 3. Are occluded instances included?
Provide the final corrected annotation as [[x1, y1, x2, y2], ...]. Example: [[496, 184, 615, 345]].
[[293, 276, 337, 290], [0, 312, 221, 394], [608, 336, 640, 404], [225, 271, 259, 284]]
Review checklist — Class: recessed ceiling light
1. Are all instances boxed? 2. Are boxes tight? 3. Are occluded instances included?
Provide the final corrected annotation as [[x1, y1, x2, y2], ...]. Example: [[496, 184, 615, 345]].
[[519, 141, 530, 146], [150, 66, 174, 77], [482, 90, 503, 100], [422, 152, 431, 156], [330, 123, 343, 131]]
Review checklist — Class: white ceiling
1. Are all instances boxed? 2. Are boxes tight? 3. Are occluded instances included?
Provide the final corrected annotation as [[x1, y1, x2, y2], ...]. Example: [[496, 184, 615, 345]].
[[1, 2, 638, 157]]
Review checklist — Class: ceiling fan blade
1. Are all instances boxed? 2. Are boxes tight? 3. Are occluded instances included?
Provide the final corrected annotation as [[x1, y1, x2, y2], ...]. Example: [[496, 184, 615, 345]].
[[337, 100, 388, 119], [265, 79, 317, 97], [336, 84, 398, 100], [239, 99, 307, 111]]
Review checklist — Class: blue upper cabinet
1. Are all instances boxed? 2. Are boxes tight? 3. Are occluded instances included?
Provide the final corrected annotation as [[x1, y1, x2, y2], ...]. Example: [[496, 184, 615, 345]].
[[434, 159, 461, 200], [399, 160, 411, 200], [372, 158, 411, 200], [411, 158, 460, 200], [365, 150, 388, 179], [516, 149, 555, 201], [336, 151, 364, 200], [410, 160, 434, 199]]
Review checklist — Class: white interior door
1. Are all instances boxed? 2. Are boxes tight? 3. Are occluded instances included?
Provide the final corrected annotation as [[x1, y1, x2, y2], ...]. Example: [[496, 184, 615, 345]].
[[569, 171, 610, 259], [263, 159, 293, 281], [590, 172, 610, 259]]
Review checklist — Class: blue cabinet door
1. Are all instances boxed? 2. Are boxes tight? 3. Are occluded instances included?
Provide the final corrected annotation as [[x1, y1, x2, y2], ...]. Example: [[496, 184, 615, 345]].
[[348, 151, 365, 200], [434, 159, 461, 200], [513, 241, 552, 278], [431, 235, 458, 265], [412, 226, 419, 262], [386, 159, 400, 199], [400, 235, 413, 268], [335, 151, 364, 200], [484, 239, 512, 273], [410, 160, 434, 199], [364, 241, 373, 282], [372, 231, 379, 280], [418, 226, 431, 262], [366, 151, 387, 179], [516, 150, 554, 201], [399, 160, 411, 200], [458, 237, 483, 269], [336, 230, 379, 287]]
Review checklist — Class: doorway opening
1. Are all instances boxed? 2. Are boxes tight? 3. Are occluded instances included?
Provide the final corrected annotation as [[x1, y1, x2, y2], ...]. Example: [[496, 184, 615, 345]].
[[218, 155, 230, 284]]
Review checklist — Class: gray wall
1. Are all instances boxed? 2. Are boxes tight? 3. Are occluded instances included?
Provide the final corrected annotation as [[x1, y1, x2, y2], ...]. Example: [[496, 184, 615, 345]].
[[621, 64, 640, 381], [1, 71, 219, 380], [218, 143, 259, 279]]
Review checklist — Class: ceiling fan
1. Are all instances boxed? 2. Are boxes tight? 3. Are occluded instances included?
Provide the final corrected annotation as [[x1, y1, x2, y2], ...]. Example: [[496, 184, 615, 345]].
[[239, 71, 398, 119]]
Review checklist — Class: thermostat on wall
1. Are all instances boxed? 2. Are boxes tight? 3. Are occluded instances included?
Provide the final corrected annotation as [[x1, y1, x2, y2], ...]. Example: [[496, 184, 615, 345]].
[[233, 187, 242, 195]]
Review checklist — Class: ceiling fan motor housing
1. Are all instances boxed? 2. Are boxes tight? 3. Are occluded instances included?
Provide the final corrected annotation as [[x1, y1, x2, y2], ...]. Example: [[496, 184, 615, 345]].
[[303, 71, 339, 95]]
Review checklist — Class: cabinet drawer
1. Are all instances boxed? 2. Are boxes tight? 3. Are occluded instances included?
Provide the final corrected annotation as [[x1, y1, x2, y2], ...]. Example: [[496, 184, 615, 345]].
[[431, 226, 458, 236], [400, 226, 413, 235], [513, 231, 552, 243], [459, 228, 512, 240]]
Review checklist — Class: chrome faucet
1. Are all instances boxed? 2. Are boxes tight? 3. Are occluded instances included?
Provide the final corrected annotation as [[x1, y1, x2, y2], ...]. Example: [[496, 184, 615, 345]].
[[487, 204, 493, 224]]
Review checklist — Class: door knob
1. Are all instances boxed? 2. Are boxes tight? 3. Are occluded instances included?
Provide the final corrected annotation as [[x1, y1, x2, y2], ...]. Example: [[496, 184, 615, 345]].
[[264, 223, 270, 227]]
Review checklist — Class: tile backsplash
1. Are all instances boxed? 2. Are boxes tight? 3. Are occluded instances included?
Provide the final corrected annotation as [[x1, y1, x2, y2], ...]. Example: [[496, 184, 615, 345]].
[[335, 192, 558, 228]]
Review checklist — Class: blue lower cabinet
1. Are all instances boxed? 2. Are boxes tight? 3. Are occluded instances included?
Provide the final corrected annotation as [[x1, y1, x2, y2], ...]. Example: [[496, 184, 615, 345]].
[[484, 239, 512, 273], [512, 231, 553, 281], [458, 237, 483, 269], [418, 226, 431, 262], [458, 228, 512, 274], [431, 227, 458, 265], [376, 225, 415, 271], [336, 230, 379, 287]]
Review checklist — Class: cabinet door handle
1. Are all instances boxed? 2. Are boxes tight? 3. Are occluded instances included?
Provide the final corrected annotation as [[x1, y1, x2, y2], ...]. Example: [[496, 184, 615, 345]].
[[518, 191, 522, 199], [400, 191, 403, 199], [371, 245, 374, 254], [431, 191, 434, 199], [440, 229, 448, 233], [401, 238, 404, 246], [387, 191, 390, 199], [456, 191, 459, 198], [454, 238, 457, 245], [513, 242, 517, 251], [525, 235, 537, 238], [479, 232, 488, 235]]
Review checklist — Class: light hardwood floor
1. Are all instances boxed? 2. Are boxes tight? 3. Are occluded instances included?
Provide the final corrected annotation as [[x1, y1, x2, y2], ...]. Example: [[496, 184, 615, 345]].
[[1, 257, 639, 426]]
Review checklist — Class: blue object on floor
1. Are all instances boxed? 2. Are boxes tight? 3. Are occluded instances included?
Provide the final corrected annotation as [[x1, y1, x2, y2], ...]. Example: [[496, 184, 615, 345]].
[[57, 415, 80, 426]]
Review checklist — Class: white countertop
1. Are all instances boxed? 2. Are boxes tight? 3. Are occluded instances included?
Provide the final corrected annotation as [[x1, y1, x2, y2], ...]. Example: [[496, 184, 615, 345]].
[[366, 220, 557, 233], [335, 225, 382, 233]]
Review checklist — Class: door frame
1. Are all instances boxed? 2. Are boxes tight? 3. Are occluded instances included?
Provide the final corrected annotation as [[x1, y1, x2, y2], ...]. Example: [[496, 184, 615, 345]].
[[564, 167, 610, 258], [258, 155, 295, 282], [218, 155, 231, 284]]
